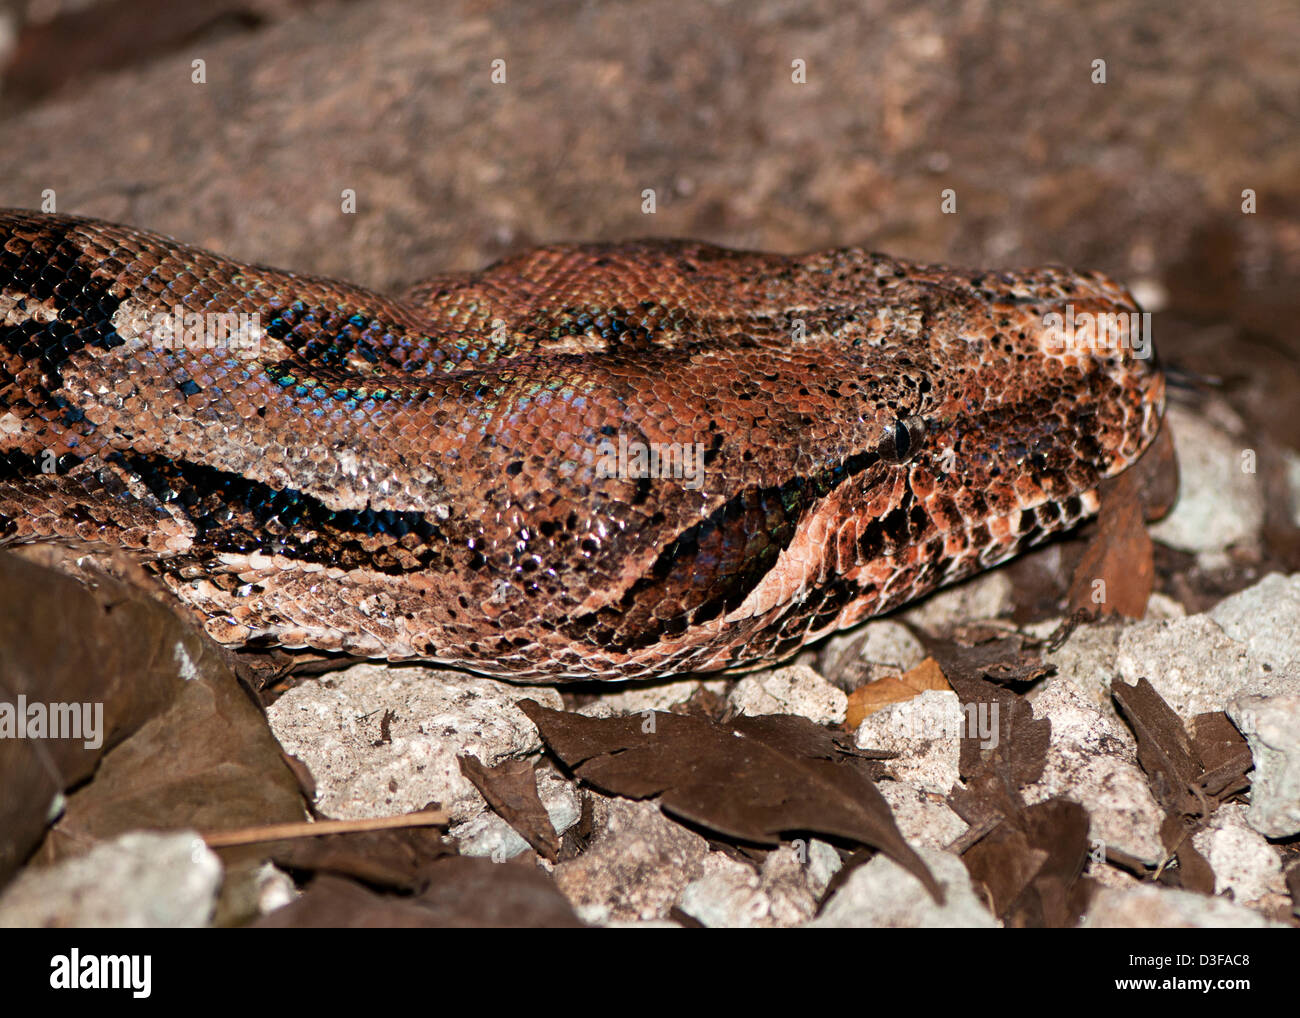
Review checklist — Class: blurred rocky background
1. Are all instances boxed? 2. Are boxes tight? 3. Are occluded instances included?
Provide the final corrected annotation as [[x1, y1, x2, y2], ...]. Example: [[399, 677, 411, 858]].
[[0, 1, 1294, 339]]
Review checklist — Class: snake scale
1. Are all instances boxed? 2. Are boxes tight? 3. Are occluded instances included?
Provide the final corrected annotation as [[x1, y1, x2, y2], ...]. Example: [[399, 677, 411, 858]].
[[0, 210, 1165, 682]]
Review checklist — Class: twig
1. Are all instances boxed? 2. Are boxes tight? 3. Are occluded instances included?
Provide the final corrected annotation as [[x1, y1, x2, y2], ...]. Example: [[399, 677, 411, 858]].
[[200, 810, 448, 848]]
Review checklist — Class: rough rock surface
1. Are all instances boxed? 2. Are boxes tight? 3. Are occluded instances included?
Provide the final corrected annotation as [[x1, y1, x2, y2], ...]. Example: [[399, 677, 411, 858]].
[[1024, 680, 1164, 862], [1228, 694, 1300, 838], [1083, 885, 1289, 929], [265, 664, 563, 822], [728, 664, 848, 725], [854, 690, 963, 794], [808, 846, 998, 928], [550, 798, 711, 925], [0, 831, 221, 928], [1192, 804, 1287, 909], [1148, 404, 1263, 554]]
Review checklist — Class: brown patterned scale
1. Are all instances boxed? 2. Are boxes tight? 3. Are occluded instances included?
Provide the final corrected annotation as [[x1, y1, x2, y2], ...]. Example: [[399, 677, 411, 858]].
[[0, 210, 1165, 681]]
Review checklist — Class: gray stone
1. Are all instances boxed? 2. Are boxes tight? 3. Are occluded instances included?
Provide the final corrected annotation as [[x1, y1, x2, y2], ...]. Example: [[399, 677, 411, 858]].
[[1192, 804, 1287, 908], [1083, 885, 1288, 928], [802, 839, 843, 897], [854, 690, 962, 794], [876, 780, 968, 849], [900, 571, 1014, 635], [677, 846, 819, 927], [577, 677, 726, 718], [551, 798, 710, 924], [1025, 680, 1164, 862], [728, 664, 847, 725], [1149, 404, 1263, 553], [451, 768, 581, 860], [808, 846, 998, 928], [816, 620, 927, 690], [1209, 572, 1300, 671], [265, 663, 563, 822], [0, 831, 220, 928], [1228, 694, 1300, 838], [1115, 615, 1291, 717], [1038, 620, 1123, 710]]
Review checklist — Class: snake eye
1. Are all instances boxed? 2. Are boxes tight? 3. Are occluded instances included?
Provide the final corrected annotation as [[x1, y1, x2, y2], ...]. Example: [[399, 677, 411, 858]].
[[880, 416, 926, 463]]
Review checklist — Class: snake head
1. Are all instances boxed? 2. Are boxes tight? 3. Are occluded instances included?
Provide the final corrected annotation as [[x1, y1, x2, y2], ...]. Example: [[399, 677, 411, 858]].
[[835, 261, 1168, 616]]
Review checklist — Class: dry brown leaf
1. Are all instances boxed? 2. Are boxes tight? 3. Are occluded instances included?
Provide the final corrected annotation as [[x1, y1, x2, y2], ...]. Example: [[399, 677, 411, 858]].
[[458, 756, 561, 862], [519, 700, 943, 901], [845, 656, 952, 728], [0, 551, 304, 883], [1068, 460, 1155, 619]]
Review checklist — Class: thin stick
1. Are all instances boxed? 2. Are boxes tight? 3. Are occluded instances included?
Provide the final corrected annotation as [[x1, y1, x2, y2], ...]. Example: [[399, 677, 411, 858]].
[[200, 810, 449, 848]]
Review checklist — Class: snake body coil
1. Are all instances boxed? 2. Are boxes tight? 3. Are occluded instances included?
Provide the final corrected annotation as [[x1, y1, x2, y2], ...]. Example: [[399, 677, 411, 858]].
[[0, 211, 1164, 681]]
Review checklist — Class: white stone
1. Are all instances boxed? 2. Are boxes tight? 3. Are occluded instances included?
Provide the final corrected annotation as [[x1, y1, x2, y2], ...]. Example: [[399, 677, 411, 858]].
[[1040, 620, 1123, 711], [876, 780, 968, 849], [1115, 615, 1292, 717], [901, 570, 1014, 634], [576, 676, 725, 717], [1025, 679, 1164, 862], [1083, 885, 1287, 928], [1229, 694, 1300, 838], [854, 690, 962, 794], [677, 849, 817, 928], [452, 768, 581, 860], [264, 663, 563, 822], [1192, 804, 1287, 906], [815, 619, 927, 688], [0, 831, 220, 928], [551, 798, 710, 924], [808, 845, 998, 928], [728, 663, 848, 724], [1149, 404, 1263, 553], [1209, 572, 1300, 671]]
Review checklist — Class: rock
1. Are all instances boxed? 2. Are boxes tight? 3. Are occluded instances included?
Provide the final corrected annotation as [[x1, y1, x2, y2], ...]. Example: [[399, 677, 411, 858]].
[[815, 620, 927, 690], [214, 860, 298, 926], [876, 780, 968, 849], [1083, 885, 1288, 928], [727, 664, 847, 724], [676, 846, 819, 927], [900, 571, 1014, 635], [1114, 615, 1291, 717], [1039, 620, 1123, 710], [264, 663, 562, 822], [1209, 572, 1300, 671], [1145, 592, 1188, 620], [1148, 404, 1263, 553], [1192, 804, 1287, 908], [1228, 694, 1300, 838], [0, 831, 220, 928], [551, 798, 710, 924], [1285, 450, 1300, 529], [801, 839, 843, 897], [808, 846, 998, 928], [854, 689, 962, 794], [1024, 680, 1164, 862], [576, 677, 726, 717]]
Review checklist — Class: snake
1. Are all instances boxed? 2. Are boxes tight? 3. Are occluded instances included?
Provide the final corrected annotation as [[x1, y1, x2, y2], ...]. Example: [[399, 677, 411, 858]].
[[0, 210, 1166, 682]]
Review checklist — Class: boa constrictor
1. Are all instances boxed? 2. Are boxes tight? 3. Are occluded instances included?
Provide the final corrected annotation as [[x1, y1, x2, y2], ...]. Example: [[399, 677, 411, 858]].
[[0, 211, 1165, 681]]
